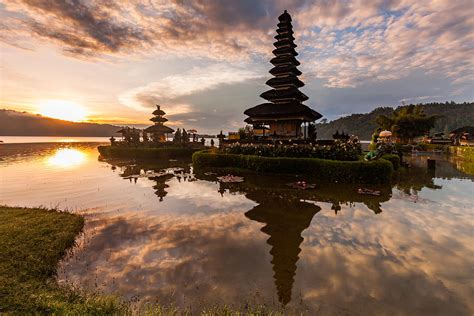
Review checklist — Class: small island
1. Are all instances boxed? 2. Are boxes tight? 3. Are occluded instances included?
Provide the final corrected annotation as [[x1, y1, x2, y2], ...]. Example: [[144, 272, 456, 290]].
[[98, 105, 206, 159]]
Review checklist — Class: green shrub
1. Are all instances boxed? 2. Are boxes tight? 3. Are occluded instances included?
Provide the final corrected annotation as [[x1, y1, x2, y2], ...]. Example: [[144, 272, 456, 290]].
[[381, 154, 401, 170], [449, 146, 474, 162], [193, 151, 393, 183], [223, 138, 362, 161], [98, 146, 199, 159]]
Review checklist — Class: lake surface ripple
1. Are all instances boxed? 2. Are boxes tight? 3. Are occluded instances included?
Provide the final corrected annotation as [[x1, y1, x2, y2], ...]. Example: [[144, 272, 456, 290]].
[[1, 142, 473, 315]]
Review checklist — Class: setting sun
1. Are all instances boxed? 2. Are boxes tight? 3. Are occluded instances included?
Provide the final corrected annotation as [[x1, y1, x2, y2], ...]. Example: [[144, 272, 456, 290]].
[[37, 100, 88, 122]]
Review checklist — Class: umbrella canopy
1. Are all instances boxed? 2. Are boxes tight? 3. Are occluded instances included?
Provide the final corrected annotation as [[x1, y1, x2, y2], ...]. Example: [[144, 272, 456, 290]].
[[188, 129, 198, 134], [379, 130, 392, 137], [144, 125, 174, 134]]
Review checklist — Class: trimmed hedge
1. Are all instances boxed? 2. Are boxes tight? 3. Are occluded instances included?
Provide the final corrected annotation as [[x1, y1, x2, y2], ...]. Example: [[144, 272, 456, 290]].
[[98, 146, 199, 159], [449, 146, 474, 162], [193, 151, 393, 183], [381, 154, 401, 170]]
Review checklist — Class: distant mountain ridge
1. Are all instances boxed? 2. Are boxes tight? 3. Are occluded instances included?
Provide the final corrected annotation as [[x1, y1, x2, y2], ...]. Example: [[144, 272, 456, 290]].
[[0, 109, 122, 136], [315, 102, 474, 140]]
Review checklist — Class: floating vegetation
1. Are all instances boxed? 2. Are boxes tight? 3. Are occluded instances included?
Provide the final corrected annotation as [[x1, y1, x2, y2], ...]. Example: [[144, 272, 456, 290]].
[[357, 188, 381, 196], [217, 174, 244, 183]]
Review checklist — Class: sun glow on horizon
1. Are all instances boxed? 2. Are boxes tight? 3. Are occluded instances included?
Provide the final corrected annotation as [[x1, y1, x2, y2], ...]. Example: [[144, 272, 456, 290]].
[[37, 99, 88, 122]]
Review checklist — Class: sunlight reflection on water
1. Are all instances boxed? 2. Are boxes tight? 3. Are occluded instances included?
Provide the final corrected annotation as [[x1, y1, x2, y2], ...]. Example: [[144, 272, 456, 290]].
[[46, 148, 87, 168]]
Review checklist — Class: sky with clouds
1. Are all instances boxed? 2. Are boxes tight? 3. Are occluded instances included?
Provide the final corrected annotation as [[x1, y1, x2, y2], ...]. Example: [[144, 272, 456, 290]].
[[1, 0, 473, 133]]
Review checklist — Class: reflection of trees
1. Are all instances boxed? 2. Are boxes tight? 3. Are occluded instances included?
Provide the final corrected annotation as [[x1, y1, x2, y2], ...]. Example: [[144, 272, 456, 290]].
[[245, 198, 320, 306], [216, 178, 391, 215], [394, 166, 441, 194]]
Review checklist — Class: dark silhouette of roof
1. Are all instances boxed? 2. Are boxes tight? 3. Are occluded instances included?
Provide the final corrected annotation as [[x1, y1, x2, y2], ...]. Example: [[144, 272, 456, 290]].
[[152, 108, 166, 116], [266, 75, 304, 88], [260, 88, 308, 102], [150, 116, 168, 123], [270, 55, 301, 66], [269, 65, 302, 76], [244, 102, 322, 121], [450, 126, 474, 135], [145, 105, 174, 134], [144, 124, 174, 134]]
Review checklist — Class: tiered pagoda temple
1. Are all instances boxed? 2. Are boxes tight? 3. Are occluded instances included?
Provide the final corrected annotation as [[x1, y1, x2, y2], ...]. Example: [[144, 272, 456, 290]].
[[244, 10, 322, 138], [144, 105, 174, 142]]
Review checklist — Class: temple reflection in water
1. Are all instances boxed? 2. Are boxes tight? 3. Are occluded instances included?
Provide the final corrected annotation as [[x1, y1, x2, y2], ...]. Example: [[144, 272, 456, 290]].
[[245, 198, 320, 305], [98, 152, 474, 308]]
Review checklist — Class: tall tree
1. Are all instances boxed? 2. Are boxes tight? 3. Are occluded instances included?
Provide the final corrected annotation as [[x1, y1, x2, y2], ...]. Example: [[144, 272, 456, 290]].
[[376, 105, 438, 143]]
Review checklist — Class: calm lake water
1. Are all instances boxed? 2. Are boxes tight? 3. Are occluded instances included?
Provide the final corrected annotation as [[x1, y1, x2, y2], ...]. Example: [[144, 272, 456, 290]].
[[1, 141, 473, 314]]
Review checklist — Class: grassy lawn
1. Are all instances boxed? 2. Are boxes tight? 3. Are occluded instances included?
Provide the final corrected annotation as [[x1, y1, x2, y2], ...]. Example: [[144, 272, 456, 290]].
[[0, 206, 122, 314]]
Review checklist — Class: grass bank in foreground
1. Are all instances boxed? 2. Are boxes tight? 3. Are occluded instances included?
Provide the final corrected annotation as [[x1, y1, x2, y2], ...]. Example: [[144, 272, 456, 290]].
[[0, 206, 122, 314]]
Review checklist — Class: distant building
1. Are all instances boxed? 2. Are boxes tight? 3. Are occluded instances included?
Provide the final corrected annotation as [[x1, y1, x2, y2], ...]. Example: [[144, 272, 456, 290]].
[[450, 126, 474, 146], [244, 10, 322, 139]]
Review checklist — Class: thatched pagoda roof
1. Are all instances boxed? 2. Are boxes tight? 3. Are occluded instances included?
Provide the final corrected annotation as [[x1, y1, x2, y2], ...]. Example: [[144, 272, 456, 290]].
[[260, 88, 308, 102], [272, 46, 298, 56], [450, 126, 474, 135], [278, 10, 292, 22], [150, 116, 168, 123], [244, 102, 322, 121], [144, 124, 174, 134], [153, 109, 166, 116], [269, 65, 302, 76], [266, 75, 304, 88], [274, 33, 295, 41], [270, 55, 300, 66], [276, 27, 293, 35], [273, 39, 297, 49]]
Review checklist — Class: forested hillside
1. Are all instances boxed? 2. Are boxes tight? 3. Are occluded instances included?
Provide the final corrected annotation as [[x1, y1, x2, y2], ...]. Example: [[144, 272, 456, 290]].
[[315, 102, 474, 140], [0, 109, 121, 136]]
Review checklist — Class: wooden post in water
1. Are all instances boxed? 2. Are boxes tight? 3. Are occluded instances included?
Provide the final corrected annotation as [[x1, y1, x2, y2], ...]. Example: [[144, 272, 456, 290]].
[[427, 159, 436, 170]]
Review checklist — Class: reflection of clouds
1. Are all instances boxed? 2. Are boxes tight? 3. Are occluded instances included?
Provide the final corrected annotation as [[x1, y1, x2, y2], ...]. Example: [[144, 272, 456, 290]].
[[59, 184, 474, 314], [59, 212, 276, 310], [299, 196, 473, 315]]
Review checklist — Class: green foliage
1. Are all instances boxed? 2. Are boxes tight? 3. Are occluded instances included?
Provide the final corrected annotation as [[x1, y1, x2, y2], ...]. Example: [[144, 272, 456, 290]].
[[193, 151, 393, 183], [376, 105, 438, 143], [98, 146, 199, 159], [174, 128, 182, 143], [449, 146, 474, 162], [223, 138, 362, 161], [381, 154, 400, 170], [238, 126, 253, 140], [314, 102, 474, 140], [0, 206, 123, 314]]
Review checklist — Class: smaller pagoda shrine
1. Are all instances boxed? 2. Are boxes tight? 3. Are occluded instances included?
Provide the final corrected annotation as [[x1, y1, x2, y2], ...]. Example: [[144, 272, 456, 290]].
[[144, 105, 174, 142]]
